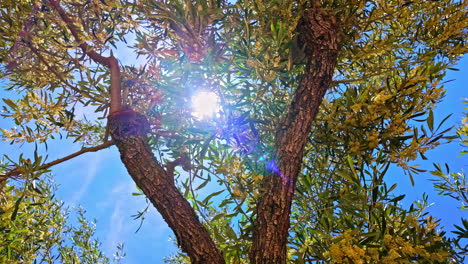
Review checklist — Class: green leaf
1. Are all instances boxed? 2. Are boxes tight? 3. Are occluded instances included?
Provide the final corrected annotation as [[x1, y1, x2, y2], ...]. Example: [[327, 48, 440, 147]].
[[202, 190, 224, 205], [436, 113, 453, 132], [427, 110, 434, 132], [409, 172, 415, 186], [346, 155, 359, 180], [11, 195, 24, 221], [389, 194, 405, 203], [2, 99, 17, 110], [195, 179, 209, 190], [388, 183, 397, 193], [210, 212, 226, 222]]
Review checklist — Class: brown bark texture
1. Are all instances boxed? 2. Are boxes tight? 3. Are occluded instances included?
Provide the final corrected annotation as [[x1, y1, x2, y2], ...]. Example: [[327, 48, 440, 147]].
[[107, 109, 224, 264], [249, 8, 341, 263]]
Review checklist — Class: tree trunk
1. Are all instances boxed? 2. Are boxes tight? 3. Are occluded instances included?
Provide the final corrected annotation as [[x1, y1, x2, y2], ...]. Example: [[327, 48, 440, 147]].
[[250, 8, 341, 263], [108, 109, 224, 264]]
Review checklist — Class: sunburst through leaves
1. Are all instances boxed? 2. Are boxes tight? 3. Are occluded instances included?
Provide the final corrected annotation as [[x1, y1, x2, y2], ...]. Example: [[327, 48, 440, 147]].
[[191, 91, 221, 120]]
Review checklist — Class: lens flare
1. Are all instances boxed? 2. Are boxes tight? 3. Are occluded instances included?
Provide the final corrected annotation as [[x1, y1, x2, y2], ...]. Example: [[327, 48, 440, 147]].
[[191, 91, 220, 120]]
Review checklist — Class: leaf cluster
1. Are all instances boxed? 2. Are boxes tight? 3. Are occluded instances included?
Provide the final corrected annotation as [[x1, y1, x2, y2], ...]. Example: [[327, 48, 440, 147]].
[[0, 174, 124, 264]]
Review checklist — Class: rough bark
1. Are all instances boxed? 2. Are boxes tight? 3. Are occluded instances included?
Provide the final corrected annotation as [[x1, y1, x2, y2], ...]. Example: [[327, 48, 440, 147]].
[[50, 2, 222, 261], [108, 109, 224, 264], [250, 8, 341, 263]]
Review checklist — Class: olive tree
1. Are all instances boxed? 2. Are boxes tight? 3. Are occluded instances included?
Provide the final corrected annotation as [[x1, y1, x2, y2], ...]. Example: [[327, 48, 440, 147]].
[[1, 0, 467, 263]]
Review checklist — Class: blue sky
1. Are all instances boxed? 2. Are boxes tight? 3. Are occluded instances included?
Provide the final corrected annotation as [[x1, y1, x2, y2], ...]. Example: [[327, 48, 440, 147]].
[[386, 56, 467, 234], [1, 54, 467, 263]]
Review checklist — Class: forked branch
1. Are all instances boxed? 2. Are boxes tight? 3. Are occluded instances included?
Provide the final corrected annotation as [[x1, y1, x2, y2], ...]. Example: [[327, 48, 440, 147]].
[[47, 2, 225, 261], [250, 7, 342, 263], [107, 109, 224, 263]]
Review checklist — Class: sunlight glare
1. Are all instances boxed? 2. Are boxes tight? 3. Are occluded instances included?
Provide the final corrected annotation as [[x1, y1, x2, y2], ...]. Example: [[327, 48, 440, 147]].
[[192, 91, 220, 120]]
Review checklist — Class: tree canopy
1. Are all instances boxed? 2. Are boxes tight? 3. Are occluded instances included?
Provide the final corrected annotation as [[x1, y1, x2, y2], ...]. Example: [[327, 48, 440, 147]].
[[0, 174, 125, 263], [0, 0, 467, 263]]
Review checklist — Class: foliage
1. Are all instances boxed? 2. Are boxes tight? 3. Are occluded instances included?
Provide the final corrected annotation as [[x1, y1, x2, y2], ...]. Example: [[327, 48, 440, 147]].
[[428, 99, 468, 210], [428, 99, 468, 259], [0, 0, 467, 262], [430, 163, 467, 210], [0, 170, 124, 264]]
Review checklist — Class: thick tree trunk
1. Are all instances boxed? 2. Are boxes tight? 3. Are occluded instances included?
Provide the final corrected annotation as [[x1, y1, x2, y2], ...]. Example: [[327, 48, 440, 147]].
[[250, 8, 341, 263], [108, 109, 224, 264]]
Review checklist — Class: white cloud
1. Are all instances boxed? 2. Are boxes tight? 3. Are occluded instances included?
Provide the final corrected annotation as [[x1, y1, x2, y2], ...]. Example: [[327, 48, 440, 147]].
[[106, 198, 125, 251], [69, 153, 101, 204], [102, 178, 176, 262]]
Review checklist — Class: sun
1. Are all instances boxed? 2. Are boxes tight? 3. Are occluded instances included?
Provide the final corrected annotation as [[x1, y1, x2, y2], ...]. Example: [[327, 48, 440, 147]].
[[191, 91, 220, 120]]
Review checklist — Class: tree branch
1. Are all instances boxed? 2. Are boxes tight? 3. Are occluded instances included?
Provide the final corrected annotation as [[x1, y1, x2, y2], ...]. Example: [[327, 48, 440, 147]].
[[47, 2, 221, 262], [107, 109, 224, 263], [1, 141, 114, 179], [48, 0, 121, 114], [250, 7, 342, 263], [7, 2, 41, 60], [26, 41, 108, 104]]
